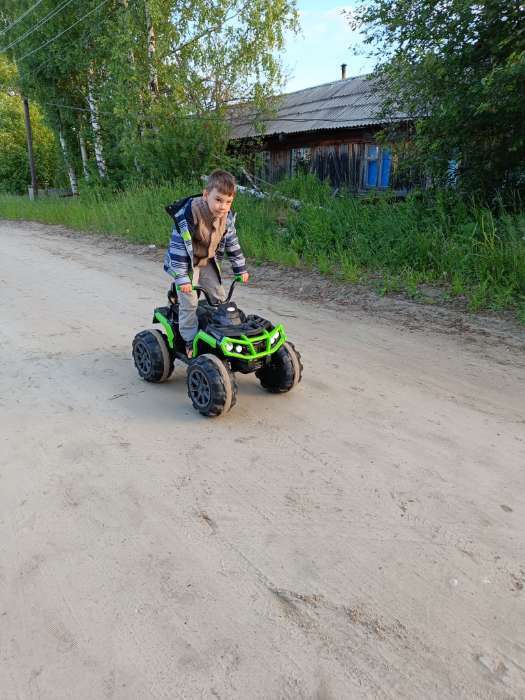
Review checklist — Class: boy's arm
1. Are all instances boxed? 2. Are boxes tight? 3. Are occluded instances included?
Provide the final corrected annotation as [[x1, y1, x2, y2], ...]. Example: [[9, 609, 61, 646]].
[[223, 214, 248, 278], [163, 225, 192, 286]]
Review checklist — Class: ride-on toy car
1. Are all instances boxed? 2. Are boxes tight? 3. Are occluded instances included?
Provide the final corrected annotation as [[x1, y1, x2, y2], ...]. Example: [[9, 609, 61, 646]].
[[132, 278, 303, 416]]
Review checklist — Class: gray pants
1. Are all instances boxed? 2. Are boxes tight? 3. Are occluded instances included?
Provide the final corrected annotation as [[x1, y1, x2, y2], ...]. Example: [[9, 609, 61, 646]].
[[177, 262, 226, 343]]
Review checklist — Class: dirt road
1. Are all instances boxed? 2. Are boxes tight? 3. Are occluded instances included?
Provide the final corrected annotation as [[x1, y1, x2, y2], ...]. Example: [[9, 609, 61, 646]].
[[1, 220, 524, 699]]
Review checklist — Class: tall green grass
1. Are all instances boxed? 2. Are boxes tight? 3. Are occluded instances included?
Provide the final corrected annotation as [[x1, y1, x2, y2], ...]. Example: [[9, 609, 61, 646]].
[[1, 176, 524, 321], [271, 177, 525, 317], [0, 182, 192, 245]]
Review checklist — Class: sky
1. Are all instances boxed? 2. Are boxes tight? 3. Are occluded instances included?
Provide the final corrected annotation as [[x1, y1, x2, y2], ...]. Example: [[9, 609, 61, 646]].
[[281, 1, 376, 93]]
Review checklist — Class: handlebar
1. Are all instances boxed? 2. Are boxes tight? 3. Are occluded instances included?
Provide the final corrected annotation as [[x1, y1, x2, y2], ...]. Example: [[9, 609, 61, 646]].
[[192, 278, 239, 307]]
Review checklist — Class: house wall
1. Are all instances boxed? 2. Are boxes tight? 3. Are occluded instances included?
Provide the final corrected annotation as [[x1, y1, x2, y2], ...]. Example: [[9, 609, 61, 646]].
[[233, 127, 407, 192]]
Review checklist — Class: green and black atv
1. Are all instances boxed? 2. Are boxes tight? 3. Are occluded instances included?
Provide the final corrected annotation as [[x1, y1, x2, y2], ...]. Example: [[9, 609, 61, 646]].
[[132, 278, 303, 417]]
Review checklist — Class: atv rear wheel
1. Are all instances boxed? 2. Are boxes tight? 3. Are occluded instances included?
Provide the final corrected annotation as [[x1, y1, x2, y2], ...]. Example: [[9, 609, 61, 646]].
[[187, 354, 237, 417], [256, 341, 303, 393], [132, 329, 174, 382]]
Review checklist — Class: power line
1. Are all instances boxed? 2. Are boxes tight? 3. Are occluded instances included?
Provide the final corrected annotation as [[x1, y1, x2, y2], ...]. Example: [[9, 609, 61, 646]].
[[41, 99, 226, 122], [16, 0, 110, 62], [12, 0, 243, 64], [28, 6, 109, 77], [230, 116, 381, 125], [0, 0, 46, 37], [13, 2, 369, 129], [39, 99, 374, 128], [21, 2, 244, 78], [4, 0, 77, 53], [1, 0, 78, 53]]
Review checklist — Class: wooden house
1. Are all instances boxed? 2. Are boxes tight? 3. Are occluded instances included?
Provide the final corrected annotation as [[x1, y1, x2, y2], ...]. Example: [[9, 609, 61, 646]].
[[229, 68, 411, 192]]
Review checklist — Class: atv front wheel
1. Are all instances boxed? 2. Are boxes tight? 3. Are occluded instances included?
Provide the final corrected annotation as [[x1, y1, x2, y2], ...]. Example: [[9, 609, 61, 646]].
[[132, 329, 174, 382], [256, 341, 303, 393], [187, 354, 237, 417]]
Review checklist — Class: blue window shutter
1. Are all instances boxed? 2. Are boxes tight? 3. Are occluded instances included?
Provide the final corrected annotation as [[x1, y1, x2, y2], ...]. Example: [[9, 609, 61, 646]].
[[365, 144, 379, 187], [367, 160, 378, 186], [380, 149, 392, 187]]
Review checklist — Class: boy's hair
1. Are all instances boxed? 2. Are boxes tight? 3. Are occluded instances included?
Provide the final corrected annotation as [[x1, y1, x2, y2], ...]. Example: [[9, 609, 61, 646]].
[[205, 170, 236, 196]]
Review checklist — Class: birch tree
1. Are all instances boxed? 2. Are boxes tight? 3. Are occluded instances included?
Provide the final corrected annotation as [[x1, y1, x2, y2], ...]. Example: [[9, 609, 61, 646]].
[[58, 121, 78, 194], [87, 64, 107, 178], [2, 0, 299, 187]]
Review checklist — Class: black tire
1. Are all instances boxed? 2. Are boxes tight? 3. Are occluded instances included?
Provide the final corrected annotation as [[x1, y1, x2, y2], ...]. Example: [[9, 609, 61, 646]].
[[256, 341, 303, 393], [132, 329, 174, 382], [186, 354, 237, 417]]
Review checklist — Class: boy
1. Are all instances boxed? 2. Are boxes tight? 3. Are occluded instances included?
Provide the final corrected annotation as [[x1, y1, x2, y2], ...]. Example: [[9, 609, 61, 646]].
[[164, 170, 249, 358]]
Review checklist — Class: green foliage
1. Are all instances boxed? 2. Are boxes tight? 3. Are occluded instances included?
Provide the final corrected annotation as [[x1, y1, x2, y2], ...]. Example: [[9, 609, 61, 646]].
[[1, 0, 298, 191], [0, 58, 59, 192], [117, 118, 231, 188], [349, 0, 525, 201]]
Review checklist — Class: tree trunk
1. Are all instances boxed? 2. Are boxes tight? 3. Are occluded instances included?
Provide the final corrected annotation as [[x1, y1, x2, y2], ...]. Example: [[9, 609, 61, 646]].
[[79, 133, 90, 181], [59, 127, 79, 195], [145, 3, 159, 95], [87, 66, 108, 178]]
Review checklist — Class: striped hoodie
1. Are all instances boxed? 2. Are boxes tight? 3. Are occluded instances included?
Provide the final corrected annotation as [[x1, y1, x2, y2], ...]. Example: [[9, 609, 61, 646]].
[[163, 197, 247, 287]]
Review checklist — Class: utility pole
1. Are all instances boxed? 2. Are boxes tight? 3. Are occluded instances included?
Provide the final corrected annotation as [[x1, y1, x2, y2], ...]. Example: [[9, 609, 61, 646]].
[[22, 96, 38, 198]]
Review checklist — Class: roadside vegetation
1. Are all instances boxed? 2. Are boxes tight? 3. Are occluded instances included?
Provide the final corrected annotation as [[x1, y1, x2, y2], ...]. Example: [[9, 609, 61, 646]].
[[1, 2, 523, 322], [1, 176, 524, 323]]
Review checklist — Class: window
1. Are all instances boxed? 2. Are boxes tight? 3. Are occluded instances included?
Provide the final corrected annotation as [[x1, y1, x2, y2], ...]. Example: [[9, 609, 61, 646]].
[[256, 151, 271, 181], [364, 145, 392, 188], [291, 147, 311, 175]]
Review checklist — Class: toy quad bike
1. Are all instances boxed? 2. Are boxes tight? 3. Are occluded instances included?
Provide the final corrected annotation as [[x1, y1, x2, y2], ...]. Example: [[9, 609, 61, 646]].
[[132, 278, 302, 417]]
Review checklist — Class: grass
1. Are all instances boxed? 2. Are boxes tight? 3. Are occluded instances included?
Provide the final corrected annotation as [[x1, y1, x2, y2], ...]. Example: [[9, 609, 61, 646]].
[[1, 176, 524, 323], [0, 182, 189, 246]]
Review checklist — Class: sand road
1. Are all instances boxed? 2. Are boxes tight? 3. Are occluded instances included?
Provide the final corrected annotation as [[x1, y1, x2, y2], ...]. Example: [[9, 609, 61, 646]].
[[0, 220, 524, 699]]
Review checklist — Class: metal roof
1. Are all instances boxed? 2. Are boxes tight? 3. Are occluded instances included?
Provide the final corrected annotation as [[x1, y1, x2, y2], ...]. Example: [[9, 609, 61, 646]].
[[229, 75, 407, 140]]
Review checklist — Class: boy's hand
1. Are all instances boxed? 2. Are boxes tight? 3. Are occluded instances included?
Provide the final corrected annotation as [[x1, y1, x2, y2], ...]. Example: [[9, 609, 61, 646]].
[[240, 272, 249, 283], [180, 283, 193, 294]]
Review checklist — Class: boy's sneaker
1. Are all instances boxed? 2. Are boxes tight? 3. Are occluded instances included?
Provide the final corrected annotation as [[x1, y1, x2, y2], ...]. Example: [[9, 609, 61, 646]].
[[185, 342, 194, 359]]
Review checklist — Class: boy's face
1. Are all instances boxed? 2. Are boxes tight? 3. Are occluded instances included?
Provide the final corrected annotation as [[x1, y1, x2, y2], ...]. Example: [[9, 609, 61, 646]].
[[203, 187, 234, 218]]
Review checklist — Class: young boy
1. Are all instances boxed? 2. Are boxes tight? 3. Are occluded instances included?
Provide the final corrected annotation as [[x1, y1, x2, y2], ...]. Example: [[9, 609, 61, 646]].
[[164, 170, 249, 357]]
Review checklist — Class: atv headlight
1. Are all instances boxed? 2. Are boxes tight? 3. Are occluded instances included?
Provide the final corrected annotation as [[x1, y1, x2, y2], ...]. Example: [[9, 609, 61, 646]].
[[235, 344, 243, 354], [225, 342, 234, 352], [270, 330, 280, 344]]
